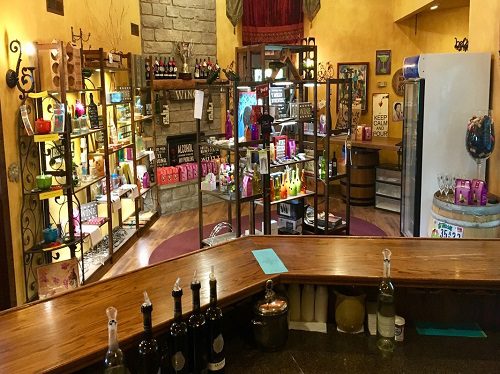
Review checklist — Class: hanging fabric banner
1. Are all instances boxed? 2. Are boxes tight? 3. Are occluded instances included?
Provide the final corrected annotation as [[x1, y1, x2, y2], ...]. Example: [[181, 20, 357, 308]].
[[226, 0, 243, 33], [242, 0, 304, 45], [303, 0, 321, 24]]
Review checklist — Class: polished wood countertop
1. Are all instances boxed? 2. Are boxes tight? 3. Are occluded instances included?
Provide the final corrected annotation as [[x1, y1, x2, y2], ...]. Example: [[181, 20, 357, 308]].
[[330, 135, 402, 151], [1, 236, 499, 373]]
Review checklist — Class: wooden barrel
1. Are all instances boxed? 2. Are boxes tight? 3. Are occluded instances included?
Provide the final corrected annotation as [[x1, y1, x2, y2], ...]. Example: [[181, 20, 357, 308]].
[[341, 148, 379, 206], [429, 193, 500, 238]]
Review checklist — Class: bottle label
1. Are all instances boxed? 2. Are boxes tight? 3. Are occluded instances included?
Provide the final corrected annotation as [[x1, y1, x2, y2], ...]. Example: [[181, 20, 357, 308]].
[[212, 333, 224, 354], [171, 351, 185, 371], [377, 313, 395, 338], [208, 358, 225, 371]]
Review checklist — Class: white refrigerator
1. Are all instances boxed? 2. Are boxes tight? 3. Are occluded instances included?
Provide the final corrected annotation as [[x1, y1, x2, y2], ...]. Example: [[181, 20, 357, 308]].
[[400, 52, 491, 237]]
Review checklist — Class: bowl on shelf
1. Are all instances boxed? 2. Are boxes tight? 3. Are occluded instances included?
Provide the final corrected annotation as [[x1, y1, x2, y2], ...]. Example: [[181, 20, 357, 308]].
[[36, 174, 53, 191], [35, 119, 52, 135]]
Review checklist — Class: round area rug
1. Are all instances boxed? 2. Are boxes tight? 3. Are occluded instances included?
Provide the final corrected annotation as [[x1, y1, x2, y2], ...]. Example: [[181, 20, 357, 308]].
[[148, 214, 386, 265]]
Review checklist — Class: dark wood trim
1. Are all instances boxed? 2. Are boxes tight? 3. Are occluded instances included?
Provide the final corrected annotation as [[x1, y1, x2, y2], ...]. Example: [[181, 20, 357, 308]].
[[0, 101, 17, 309]]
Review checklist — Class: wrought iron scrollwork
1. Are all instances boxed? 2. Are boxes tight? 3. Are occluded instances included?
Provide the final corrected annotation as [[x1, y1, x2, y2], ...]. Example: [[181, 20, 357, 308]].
[[6, 40, 36, 100]]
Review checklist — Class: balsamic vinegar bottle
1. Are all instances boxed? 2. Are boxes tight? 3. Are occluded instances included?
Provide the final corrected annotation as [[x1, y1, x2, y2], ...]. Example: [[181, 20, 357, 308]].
[[104, 307, 130, 373], [189, 271, 208, 373], [170, 278, 189, 373], [138, 291, 160, 374], [205, 266, 225, 373]]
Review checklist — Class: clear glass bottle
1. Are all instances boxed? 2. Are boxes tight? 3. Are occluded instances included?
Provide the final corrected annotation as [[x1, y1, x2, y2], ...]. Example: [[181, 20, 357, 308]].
[[377, 248, 395, 353], [104, 307, 129, 373], [170, 278, 189, 373], [205, 267, 225, 373], [137, 292, 160, 374], [188, 271, 208, 374]]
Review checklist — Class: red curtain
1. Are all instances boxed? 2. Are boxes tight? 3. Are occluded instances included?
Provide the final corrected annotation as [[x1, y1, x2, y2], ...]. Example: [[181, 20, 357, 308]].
[[242, 0, 304, 45]]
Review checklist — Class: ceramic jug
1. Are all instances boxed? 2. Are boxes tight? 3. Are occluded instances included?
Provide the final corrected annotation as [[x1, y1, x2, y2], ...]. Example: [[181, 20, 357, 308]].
[[334, 288, 366, 333]]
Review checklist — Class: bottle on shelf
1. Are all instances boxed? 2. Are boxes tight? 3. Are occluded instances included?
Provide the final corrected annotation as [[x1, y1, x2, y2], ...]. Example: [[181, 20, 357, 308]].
[[215, 60, 220, 78], [205, 266, 225, 373], [194, 59, 200, 79], [300, 168, 307, 194], [159, 57, 165, 80], [270, 178, 275, 202], [202, 59, 208, 79], [287, 168, 295, 197], [320, 151, 326, 180], [280, 173, 287, 200], [88, 93, 99, 129], [170, 278, 189, 373], [274, 176, 281, 201], [224, 110, 232, 140], [377, 248, 395, 353], [153, 56, 159, 80], [168, 57, 173, 79], [331, 152, 338, 177], [295, 165, 301, 194], [188, 271, 208, 374], [145, 60, 150, 80], [104, 306, 129, 373], [137, 291, 160, 374]]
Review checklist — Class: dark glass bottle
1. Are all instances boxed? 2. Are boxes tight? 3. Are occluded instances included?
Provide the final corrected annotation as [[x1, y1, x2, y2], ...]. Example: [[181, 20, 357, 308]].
[[104, 307, 130, 373], [205, 267, 225, 373], [189, 271, 208, 374], [194, 59, 200, 79], [170, 278, 189, 373], [88, 93, 99, 129], [145, 60, 151, 80], [331, 152, 338, 177], [153, 56, 159, 80], [138, 292, 160, 374]]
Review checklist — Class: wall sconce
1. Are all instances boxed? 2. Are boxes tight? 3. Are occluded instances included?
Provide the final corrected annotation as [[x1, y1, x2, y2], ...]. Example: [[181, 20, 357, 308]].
[[5, 39, 36, 100]]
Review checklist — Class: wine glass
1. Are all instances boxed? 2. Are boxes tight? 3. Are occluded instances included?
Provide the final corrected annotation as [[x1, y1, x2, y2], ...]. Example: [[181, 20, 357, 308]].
[[444, 174, 453, 199], [465, 112, 495, 179], [437, 173, 445, 196]]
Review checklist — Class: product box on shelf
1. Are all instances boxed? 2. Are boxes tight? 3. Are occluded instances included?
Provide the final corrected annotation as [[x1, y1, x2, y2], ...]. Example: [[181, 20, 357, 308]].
[[277, 200, 304, 220], [290, 102, 313, 121], [454, 179, 472, 205], [278, 217, 303, 232], [471, 179, 488, 206]]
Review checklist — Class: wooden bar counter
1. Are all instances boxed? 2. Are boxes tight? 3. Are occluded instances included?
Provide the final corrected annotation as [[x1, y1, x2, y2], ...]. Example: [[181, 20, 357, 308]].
[[1, 236, 499, 373]]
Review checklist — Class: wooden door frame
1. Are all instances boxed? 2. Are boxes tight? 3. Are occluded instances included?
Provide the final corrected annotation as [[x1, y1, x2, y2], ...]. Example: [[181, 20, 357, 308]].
[[0, 101, 17, 309]]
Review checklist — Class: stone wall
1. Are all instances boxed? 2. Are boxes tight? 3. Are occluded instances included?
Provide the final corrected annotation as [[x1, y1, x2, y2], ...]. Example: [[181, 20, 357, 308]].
[[140, 0, 220, 215], [140, 0, 217, 61]]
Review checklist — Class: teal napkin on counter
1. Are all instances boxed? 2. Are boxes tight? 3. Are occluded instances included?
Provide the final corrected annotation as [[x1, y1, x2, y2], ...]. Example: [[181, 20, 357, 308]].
[[252, 248, 288, 274], [416, 322, 487, 338]]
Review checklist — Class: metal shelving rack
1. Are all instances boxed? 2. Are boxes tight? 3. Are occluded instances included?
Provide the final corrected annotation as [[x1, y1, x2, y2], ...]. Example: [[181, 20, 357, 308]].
[[315, 78, 352, 235], [19, 41, 83, 301], [195, 80, 265, 247], [235, 43, 319, 235]]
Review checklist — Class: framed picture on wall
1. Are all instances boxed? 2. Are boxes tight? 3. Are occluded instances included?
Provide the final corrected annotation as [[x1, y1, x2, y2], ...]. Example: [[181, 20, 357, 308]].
[[376, 50, 392, 75], [372, 93, 389, 137], [46, 0, 64, 16], [337, 62, 369, 113]]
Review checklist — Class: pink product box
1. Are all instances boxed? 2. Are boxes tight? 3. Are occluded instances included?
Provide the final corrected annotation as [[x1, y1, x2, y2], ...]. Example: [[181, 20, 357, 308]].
[[363, 126, 372, 140], [186, 164, 194, 180], [201, 162, 208, 177], [171, 167, 180, 183], [471, 179, 487, 206], [454, 179, 472, 205], [126, 148, 133, 160], [178, 165, 188, 182]]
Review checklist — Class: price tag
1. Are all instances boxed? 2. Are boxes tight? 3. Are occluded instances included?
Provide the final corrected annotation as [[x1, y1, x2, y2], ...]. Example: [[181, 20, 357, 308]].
[[34, 134, 60, 143], [431, 219, 464, 239], [39, 189, 64, 200], [256, 84, 269, 99]]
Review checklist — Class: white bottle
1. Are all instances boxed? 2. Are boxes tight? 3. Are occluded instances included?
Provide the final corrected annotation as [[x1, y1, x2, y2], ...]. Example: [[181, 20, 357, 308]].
[[301, 284, 315, 322], [288, 284, 301, 322], [314, 286, 328, 323]]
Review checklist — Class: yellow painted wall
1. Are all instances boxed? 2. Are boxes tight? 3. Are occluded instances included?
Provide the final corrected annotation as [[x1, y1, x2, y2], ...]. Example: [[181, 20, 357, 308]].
[[216, 0, 469, 164], [393, 0, 434, 21], [469, 0, 500, 194], [0, 0, 140, 305]]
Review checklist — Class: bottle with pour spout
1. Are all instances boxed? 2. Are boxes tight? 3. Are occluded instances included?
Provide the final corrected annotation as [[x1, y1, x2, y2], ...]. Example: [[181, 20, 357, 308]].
[[377, 249, 395, 353], [137, 292, 160, 374], [104, 307, 130, 373], [170, 278, 189, 373]]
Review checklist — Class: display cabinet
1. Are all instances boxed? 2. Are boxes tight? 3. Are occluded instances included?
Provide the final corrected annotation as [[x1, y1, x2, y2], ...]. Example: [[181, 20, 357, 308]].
[[375, 163, 401, 213]]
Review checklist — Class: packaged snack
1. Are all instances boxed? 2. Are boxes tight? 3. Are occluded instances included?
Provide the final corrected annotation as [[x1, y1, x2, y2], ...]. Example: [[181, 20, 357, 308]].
[[471, 179, 488, 206], [454, 179, 472, 205]]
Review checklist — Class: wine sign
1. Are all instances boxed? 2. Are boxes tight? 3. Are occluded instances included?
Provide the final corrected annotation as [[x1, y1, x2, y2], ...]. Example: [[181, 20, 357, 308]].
[[171, 89, 195, 100], [372, 93, 389, 137]]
